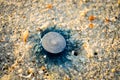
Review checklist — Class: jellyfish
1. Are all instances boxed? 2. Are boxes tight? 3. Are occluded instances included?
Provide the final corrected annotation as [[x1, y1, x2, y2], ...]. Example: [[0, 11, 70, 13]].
[[31, 26, 82, 69]]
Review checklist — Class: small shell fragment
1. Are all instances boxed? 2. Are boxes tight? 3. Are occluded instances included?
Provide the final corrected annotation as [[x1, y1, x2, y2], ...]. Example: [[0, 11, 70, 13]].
[[27, 68, 35, 74], [89, 23, 94, 28], [83, 42, 94, 58], [46, 4, 53, 9], [22, 30, 29, 43], [111, 68, 116, 73], [105, 17, 110, 23], [18, 68, 23, 74], [118, 0, 120, 6], [40, 22, 50, 30], [41, 66, 46, 71], [89, 15, 96, 21]]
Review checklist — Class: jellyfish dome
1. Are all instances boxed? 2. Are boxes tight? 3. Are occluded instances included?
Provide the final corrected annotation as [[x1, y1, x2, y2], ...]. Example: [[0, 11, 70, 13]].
[[41, 32, 66, 54]]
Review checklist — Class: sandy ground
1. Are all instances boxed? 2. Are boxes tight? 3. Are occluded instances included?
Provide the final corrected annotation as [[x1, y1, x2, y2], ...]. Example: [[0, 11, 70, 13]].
[[0, 0, 120, 80]]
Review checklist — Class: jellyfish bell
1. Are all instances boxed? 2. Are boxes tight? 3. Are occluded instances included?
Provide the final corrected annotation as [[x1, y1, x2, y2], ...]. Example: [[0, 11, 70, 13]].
[[41, 32, 66, 54]]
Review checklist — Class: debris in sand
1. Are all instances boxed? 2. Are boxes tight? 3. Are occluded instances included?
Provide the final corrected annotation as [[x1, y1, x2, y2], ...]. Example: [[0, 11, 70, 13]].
[[89, 15, 96, 22], [89, 23, 94, 28], [46, 4, 53, 9], [22, 30, 29, 43]]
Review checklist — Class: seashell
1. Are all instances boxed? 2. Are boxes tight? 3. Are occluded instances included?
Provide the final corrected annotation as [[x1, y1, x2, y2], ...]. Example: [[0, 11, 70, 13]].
[[41, 32, 66, 54]]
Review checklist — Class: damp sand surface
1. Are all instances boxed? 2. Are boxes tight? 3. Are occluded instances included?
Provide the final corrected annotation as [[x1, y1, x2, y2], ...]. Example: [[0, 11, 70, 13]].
[[0, 0, 120, 80]]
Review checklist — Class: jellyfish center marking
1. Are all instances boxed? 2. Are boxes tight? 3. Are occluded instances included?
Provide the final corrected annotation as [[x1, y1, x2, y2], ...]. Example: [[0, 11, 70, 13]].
[[51, 39, 58, 46]]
